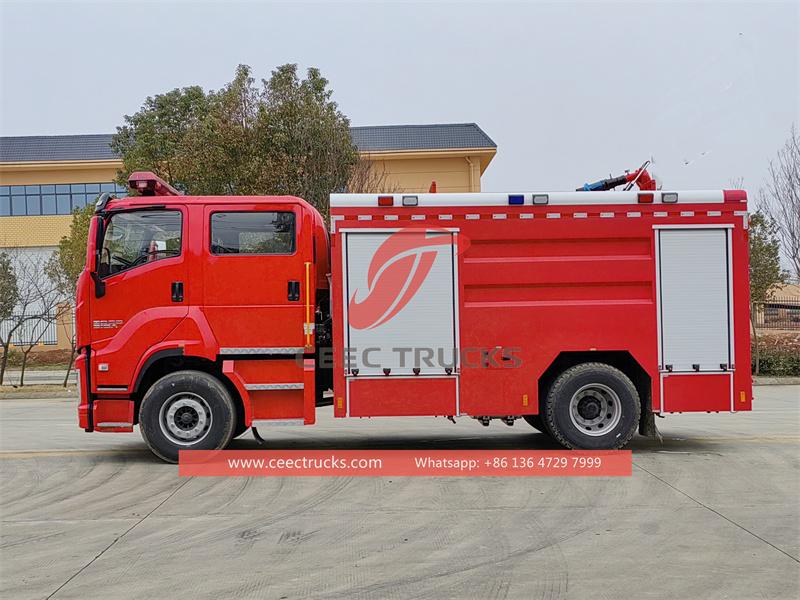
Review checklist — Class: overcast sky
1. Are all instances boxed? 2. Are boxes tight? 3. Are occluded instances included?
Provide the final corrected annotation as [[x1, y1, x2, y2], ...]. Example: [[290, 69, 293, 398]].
[[1, 1, 797, 192]]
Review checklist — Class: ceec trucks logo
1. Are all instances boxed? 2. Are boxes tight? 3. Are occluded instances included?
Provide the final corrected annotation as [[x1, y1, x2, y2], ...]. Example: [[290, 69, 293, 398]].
[[348, 228, 468, 330]]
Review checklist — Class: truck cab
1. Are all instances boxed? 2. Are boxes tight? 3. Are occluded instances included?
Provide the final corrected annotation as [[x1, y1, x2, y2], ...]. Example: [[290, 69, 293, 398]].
[[76, 172, 329, 461]]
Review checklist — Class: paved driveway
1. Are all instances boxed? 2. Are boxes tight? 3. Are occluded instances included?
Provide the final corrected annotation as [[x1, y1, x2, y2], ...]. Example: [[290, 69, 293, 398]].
[[1, 386, 798, 599]]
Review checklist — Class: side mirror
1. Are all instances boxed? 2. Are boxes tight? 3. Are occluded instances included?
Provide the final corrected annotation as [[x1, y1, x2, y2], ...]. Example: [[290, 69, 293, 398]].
[[91, 272, 106, 299]]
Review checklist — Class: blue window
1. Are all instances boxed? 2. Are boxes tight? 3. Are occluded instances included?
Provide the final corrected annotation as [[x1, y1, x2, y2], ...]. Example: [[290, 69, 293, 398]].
[[56, 195, 71, 214], [26, 196, 41, 215], [42, 195, 56, 214], [0, 182, 135, 217], [12, 196, 26, 215]]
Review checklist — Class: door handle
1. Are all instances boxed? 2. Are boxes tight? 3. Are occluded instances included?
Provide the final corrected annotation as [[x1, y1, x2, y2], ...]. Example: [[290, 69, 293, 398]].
[[288, 281, 300, 301], [171, 281, 184, 302]]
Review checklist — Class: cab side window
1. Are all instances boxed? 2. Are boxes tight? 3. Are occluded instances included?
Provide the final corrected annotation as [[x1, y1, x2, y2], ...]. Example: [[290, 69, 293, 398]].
[[210, 212, 296, 255], [98, 210, 182, 277]]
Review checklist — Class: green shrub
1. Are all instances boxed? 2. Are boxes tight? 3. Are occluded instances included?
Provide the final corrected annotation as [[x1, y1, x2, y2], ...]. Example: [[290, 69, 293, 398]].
[[5, 348, 22, 367], [752, 347, 800, 376]]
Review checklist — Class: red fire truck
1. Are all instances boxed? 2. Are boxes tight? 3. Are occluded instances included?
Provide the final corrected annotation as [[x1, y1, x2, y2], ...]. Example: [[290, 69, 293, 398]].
[[75, 170, 752, 462]]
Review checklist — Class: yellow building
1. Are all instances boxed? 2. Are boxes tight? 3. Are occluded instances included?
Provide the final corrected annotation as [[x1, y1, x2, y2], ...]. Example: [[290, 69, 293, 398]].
[[0, 123, 496, 349], [0, 123, 496, 249]]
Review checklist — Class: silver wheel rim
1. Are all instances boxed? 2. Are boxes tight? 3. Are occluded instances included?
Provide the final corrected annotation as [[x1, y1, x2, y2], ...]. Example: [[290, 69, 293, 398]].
[[568, 383, 622, 436], [159, 392, 213, 446]]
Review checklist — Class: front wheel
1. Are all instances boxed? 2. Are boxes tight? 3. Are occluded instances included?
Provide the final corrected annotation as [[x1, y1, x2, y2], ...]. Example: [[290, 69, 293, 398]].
[[139, 370, 236, 463], [543, 363, 640, 450]]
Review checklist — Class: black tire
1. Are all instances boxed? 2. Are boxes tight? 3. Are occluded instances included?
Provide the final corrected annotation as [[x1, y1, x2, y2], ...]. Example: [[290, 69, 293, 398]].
[[543, 363, 640, 450], [523, 414, 550, 435], [139, 370, 236, 463]]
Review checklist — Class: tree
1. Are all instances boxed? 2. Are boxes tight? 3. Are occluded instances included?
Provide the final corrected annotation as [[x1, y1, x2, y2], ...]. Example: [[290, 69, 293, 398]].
[[0, 250, 60, 385], [0, 252, 19, 384], [760, 126, 800, 280], [45, 204, 95, 386], [748, 211, 789, 374], [111, 86, 211, 191], [112, 64, 358, 218]]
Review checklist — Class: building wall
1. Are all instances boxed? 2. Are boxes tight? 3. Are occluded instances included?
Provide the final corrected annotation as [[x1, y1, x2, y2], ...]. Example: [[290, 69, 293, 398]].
[[1, 160, 123, 247], [367, 151, 492, 193]]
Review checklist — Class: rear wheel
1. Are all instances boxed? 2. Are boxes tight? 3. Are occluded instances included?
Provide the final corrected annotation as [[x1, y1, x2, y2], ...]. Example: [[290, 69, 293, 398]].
[[543, 363, 640, 450], [139, 370, 236, 463]]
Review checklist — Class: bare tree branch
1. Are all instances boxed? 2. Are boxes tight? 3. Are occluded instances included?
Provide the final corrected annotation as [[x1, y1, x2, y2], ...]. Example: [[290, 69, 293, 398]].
[[347, 155, 403, 194], [0, 250, 62, 385], [759, 125, 800, 280]]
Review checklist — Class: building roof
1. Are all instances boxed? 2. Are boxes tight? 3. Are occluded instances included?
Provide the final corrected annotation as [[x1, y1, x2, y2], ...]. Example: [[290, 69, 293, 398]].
[[350, 123, 496, 152], [0, 134, 118, 162], [0, 123, 496, 163]]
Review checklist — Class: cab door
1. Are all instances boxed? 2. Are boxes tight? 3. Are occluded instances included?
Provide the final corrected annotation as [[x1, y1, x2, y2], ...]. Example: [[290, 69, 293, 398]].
[[202, 203, 308, 352], [90, 207, 188, 389]]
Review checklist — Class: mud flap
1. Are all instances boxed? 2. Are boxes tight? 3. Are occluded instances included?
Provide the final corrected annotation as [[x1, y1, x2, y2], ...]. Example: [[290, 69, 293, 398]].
[[639, 410, 663, 442]]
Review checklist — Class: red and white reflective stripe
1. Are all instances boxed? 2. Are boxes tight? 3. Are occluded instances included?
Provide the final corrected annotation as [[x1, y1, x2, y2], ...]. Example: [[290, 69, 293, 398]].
[[331, 208, 740, 231], [330, 190, 726, 208]]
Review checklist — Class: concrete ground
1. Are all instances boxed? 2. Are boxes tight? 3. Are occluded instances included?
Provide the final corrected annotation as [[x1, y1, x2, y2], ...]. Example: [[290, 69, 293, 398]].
[[1, 386, 798, 600]]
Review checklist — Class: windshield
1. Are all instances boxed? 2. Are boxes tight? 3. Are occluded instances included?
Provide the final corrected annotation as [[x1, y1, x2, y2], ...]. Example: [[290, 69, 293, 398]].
[[98, 210, 182, 277]]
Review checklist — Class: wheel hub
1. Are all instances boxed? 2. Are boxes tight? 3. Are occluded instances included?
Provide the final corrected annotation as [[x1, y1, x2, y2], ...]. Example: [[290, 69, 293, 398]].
[[568, 384, 622, 436], [578, 398, 601, 420], [159, 393, 213, 445]]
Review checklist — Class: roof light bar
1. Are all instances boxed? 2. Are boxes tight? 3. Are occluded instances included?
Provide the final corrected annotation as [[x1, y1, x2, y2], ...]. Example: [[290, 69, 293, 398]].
[[723, 190, 747, 203], [127, 171, 181, 197]]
